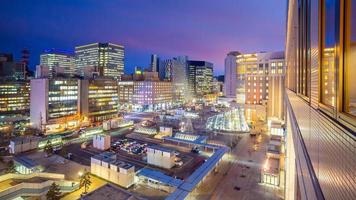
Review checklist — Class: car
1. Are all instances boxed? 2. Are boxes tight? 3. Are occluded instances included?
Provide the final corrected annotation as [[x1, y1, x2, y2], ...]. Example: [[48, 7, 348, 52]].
[[191, 147, 200, 154], [175, 161, 183, 167]]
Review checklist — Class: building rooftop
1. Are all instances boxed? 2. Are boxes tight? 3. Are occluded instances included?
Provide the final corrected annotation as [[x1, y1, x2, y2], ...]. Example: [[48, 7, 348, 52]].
[[147, 145, 175, 153], [110, 160, 133, 170], [14, 156, 39, 169], [263, 158, 280, 174], [137, 168, 183, 187], [82, 184, 142, 200], [42, 48, 74, 56], [11, 136, 40, 144]]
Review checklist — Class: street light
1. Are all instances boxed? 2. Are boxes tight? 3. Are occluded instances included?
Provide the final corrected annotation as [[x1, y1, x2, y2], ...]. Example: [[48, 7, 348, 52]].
[[78, 171, 83, 177]]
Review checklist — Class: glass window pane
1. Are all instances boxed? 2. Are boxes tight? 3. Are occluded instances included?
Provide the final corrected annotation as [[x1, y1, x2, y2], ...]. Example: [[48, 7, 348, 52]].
[[345, 0, 356, 116], [321, 0, 338, 107]]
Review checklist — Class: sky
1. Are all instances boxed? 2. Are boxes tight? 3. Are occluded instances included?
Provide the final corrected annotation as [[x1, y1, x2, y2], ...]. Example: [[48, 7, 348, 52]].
[[0, 0, 287, 75]]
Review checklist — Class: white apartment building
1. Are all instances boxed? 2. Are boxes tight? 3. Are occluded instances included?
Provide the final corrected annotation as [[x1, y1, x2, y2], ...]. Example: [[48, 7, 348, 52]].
[[93, 134, 111, 151], [147, 146, 176, 169], [91, 152, 135, 188]]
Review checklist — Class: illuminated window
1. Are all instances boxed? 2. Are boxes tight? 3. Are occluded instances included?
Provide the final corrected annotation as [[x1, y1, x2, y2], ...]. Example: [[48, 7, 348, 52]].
[[321, 0, 338, 108], [344, 0, 356, 116]]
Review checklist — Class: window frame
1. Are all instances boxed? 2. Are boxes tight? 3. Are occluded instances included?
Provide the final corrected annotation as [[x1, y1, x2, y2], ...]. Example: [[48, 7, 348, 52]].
[[297, 0, 311, 102], [338, 0, 356, 131], [318, 0, 341, 116]]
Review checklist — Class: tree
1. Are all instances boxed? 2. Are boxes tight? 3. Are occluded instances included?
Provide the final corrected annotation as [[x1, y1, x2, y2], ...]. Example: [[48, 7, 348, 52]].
[[6, 160, 16, 173], [44, 140, 54, 156], [80, 170, 91, 194], [46, 182, 61, 200]]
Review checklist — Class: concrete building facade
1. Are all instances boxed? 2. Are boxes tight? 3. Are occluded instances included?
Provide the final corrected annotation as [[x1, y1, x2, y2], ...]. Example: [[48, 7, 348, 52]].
[[147, 146, 176, 169], [224, 51, 240, 98]]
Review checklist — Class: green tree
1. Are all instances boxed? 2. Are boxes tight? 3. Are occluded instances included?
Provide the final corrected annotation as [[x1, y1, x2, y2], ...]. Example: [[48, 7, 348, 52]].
[[44, 140, 54, 156], [80, 170, 91, 194], [46, 182, 61, 200], [6, 160, 17, 173]]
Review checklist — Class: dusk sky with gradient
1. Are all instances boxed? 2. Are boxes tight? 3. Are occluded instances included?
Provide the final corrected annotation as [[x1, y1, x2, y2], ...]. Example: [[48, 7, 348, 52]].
[[0, 0, 287, 75]]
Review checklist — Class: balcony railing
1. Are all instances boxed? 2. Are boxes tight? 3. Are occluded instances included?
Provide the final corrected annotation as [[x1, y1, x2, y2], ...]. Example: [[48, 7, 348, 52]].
[[285, 90, 356, 200]]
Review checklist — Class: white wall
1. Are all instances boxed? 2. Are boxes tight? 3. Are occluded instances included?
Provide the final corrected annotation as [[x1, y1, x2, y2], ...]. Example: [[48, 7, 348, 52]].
[[30, 79, 48, 130]]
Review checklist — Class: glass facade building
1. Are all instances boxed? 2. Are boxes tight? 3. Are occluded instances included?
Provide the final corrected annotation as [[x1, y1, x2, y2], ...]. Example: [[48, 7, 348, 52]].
[[75, 43, 124, 80], [285, 0, 356, 199], [187, 60, 214, 97], [80, 78, 118, 122], [0, 81, 30, 115], [40, 49, 75, 78]]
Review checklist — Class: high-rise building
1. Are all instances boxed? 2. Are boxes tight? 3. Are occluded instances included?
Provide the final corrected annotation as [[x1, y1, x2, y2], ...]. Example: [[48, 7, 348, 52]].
[[40, 49, 75, 78], [161, 56, 190, 103], [0, 80, 30, 116], [75, 43, 124, 80], [224, 51, 240, 98], [187, 60, 214, 97], [80, 78, 118, 122], [285, 1, 356, 199], [118, 71, 173, 112], [0, 53, 26, 80], [236, 51, 285, 121], [150, 54, 160, 73], [30, 78, 80, 133]]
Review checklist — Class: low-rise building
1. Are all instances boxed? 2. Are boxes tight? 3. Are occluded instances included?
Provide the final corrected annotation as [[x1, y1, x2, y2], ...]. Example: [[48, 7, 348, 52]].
[[82, 184, 142, 200], [91, 152, 135, 188], [147, 146, 176, 169], [9, 136, 41, 154], [93, 134, 111, 150], [261, 157, 280, 187], [14, 156, 43, 174]]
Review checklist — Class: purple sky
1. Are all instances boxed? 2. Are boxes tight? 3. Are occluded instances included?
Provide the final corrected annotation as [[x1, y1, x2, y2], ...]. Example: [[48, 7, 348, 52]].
[[0, 0, 287, 75]]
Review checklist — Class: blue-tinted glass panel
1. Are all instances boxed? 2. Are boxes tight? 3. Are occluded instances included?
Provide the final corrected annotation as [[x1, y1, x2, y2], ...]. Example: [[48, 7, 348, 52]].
[[321, 0, 338, 107]]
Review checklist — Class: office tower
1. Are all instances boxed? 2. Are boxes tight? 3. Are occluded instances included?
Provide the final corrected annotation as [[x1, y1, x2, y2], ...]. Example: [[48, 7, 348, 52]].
[[159, 59, 172, 80], [236, 51, 285, 121], [212, 78, 224, 97], [30, 78, 80, 133], [0, 80, 30, 117], [187, 60, 214, 97], [118, 71, 173, 112], [150, 54, 160, 73], [0, 53, 26, 80], [40, 49, 75, 78], [75, 43, 124, 80], [161, 56, 190, 103], [80, 78, 118, 122], [0, 53, 30, 121], [285, 1, 356, 199], [224, 51, 240, 98]]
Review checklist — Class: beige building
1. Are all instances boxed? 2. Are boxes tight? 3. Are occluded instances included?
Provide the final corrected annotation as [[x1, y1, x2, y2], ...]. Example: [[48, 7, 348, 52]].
[[147, 146, 176, 169], [93, 134, 111, 150], [236, 51, 285, 121], [91, 152, 135, 188], [118, 71, 173, 112]]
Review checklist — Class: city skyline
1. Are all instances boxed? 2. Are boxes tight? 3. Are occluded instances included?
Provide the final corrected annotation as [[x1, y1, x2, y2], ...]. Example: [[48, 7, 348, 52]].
[[0, 0, 287, 75]]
